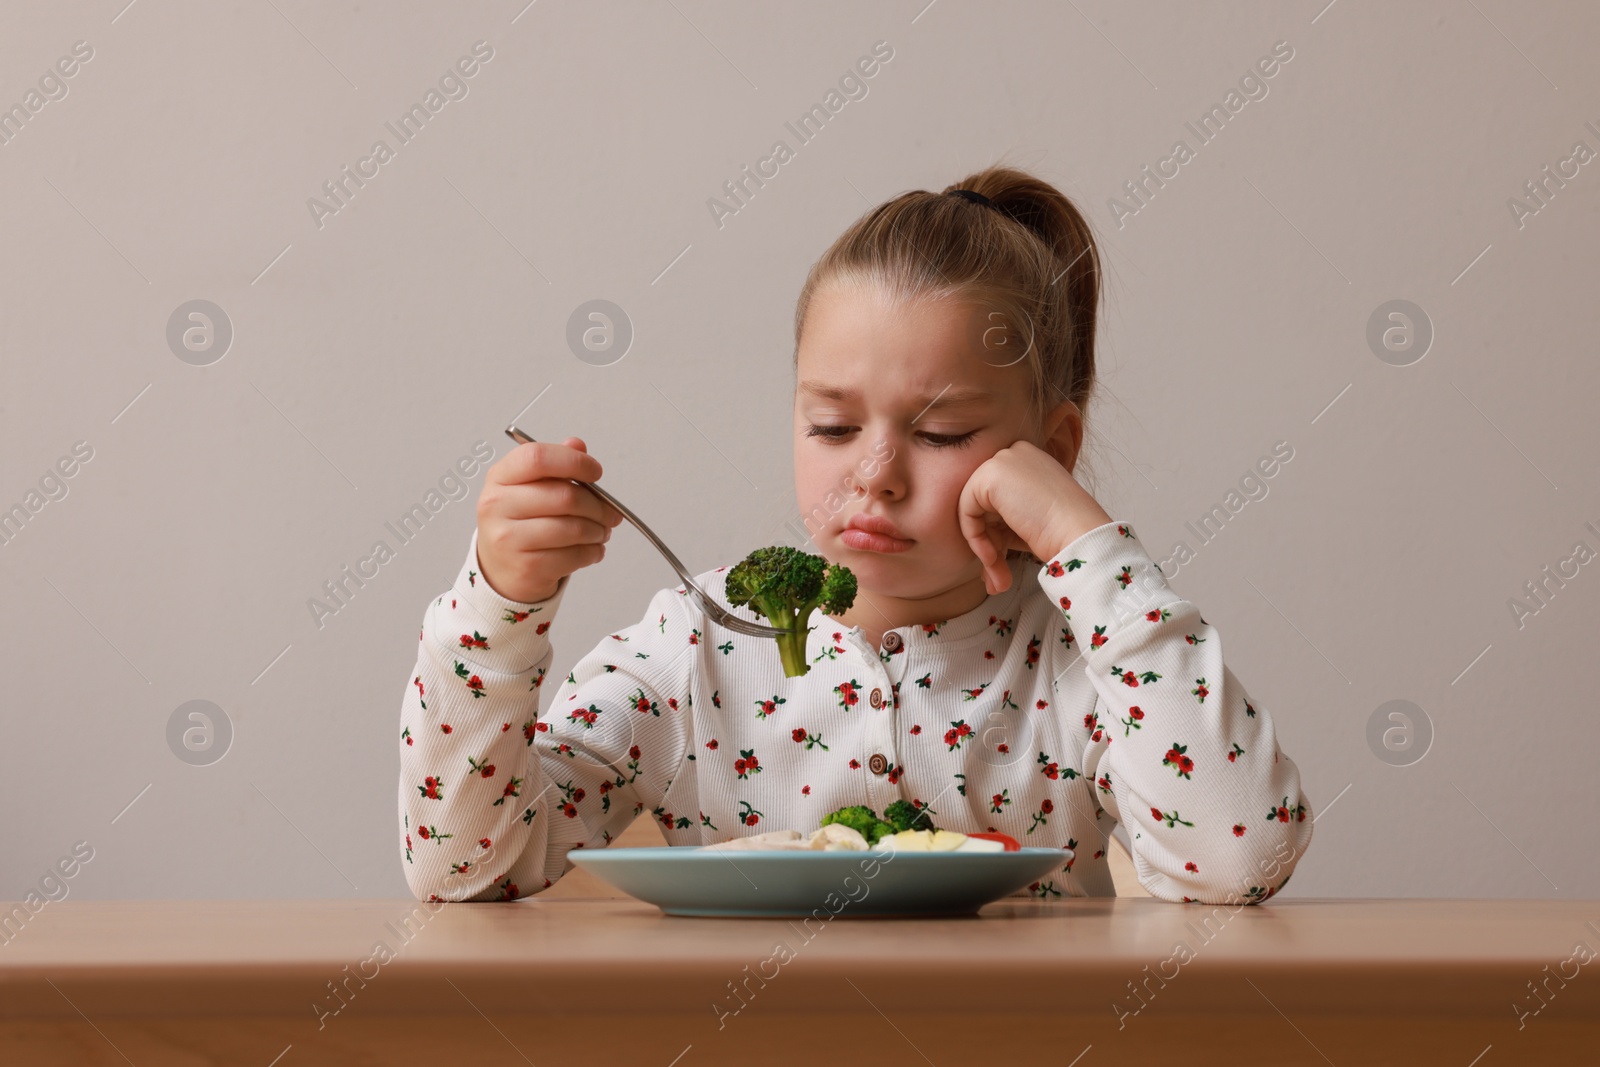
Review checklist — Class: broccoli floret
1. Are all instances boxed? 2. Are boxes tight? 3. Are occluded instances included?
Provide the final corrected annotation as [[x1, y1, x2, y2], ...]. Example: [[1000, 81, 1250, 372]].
[[883, 799, 936, 834], [820, 805, 895, 844], [725, 546, 858, 678]]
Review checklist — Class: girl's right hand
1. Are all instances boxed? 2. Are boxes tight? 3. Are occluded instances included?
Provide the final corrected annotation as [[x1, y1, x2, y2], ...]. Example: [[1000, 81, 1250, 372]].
[[475, 436, 625, 604]]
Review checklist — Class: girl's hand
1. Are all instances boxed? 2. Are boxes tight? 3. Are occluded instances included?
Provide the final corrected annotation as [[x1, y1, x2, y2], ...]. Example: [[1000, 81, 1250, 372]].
[[957, 439, 1113, 594], [475, 437, 625, 604]]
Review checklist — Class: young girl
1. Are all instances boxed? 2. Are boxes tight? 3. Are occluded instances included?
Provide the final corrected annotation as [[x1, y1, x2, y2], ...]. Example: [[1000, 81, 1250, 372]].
[[398, 165, 1313, 905]]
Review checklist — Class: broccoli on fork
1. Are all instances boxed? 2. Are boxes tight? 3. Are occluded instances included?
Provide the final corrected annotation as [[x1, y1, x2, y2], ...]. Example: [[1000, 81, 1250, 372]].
[[725, 546, 858, 678]]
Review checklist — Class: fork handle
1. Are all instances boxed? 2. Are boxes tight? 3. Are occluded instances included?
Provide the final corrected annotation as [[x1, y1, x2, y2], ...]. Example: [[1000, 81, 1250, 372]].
[[503, 425, 699, 593]]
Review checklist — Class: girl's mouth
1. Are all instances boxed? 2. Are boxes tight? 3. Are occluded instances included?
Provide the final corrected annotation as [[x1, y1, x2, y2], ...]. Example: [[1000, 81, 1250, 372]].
[[839, 529, 914, 553]]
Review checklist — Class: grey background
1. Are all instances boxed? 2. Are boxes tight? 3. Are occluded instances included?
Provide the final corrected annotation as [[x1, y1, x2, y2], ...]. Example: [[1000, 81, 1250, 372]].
[[2, 0, 1596, 901]]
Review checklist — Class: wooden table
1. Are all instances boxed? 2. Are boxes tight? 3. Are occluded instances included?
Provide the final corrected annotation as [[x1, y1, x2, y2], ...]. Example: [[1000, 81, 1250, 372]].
[[2, 897, 1596, 1065]]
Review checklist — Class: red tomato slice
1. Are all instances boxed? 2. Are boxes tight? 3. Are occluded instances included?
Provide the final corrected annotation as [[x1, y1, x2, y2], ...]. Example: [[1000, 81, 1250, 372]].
[[965, 831, 1021, 851]]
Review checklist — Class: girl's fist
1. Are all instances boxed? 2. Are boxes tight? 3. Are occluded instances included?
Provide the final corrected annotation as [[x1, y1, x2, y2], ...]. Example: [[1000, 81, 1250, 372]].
[[475, 437, 624, 603]]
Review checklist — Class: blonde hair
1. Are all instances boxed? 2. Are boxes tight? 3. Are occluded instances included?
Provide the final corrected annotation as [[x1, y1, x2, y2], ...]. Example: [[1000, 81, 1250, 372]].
[[792, 164, 1102, 453]]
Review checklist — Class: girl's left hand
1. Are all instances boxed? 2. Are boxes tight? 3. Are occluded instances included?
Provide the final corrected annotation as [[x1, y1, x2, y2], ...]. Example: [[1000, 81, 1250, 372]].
[[957, 440, 1114, 594]]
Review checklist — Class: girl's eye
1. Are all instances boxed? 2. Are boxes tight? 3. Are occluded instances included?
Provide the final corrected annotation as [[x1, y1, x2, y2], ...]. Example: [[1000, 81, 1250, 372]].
[[803, 424, 852, 440], [803, 425, 977, 449], [921, 431, 979, 449]]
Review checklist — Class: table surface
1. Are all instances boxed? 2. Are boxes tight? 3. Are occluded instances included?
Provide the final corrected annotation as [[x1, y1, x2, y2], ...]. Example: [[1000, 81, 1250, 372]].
[[5, 897, 1598, 1066], [5, 897, 1599, 1011]]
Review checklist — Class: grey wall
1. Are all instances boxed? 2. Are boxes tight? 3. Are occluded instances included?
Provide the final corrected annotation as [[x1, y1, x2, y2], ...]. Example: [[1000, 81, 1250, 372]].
[[2, 0, 1596, 901]]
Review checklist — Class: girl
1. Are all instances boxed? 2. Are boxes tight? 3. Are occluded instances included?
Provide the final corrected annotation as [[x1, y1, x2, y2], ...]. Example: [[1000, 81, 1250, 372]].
[[398, 165, 1313, 905]]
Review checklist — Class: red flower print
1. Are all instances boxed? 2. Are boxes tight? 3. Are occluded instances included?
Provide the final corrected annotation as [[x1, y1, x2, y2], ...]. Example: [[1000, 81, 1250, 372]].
[[738, 800, 762, 826], [1047, 560, 1065, 577], [468, 756, 495, 778], [1192, 678, 1210, 703], [943, 719, 973, 751], [459, 630, 489, 650], [503, 609, 531, 623], [629, 744, 642, 760], [562, 802, 577, 818], [418, 776, 442, 800], [1184, 861, 1198, 873], [1228, 742, 1244, 763], [849, 759, 861, 769], [996, 743, 1009, 754], [910, 724, 922, 735], [479, 838, 492, 849], [1233, 824, 1246, 837], [1162, 743, 1194, 779], [631, 688, 659, 716], [755, 696, 786, 719], [1090, 625, 1108, 649], [1151, 807, 1164, 821], [792, 729, 829, 751], [1116, 566, 1133, 588], [535, 621, 550, 635], [1059, 595, 1071, 610], [1110, 665, 1161, 687], [441, 723, 452, 734], [802, 785, 811, 795], [417, 825, 430, 840], [1040, 799, 1054, 814]]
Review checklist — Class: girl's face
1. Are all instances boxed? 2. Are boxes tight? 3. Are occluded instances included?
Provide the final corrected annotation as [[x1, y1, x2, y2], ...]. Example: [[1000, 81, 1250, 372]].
[[793, 280, 1040, 601]]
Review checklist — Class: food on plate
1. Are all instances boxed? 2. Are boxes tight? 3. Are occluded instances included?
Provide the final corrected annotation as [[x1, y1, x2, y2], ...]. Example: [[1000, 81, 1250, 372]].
[[697, 802, 1021, 853], [700, 823, 871, 851], [877, 829, 1021, 852], [820, 799, 935, 845], [725, 546, 858, 677]]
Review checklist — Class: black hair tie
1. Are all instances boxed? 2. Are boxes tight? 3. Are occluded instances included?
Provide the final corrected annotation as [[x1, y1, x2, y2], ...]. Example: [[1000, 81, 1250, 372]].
[[947, 188, 998, 210]]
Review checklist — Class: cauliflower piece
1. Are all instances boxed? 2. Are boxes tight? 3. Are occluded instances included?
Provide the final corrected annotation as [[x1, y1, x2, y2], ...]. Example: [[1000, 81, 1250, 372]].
[[805, 823, 870, 851], [701, 829, 806, 851]]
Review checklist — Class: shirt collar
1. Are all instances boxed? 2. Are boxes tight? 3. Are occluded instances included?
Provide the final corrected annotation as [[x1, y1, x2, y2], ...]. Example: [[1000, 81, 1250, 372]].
[[810, 553, 1034, 652]]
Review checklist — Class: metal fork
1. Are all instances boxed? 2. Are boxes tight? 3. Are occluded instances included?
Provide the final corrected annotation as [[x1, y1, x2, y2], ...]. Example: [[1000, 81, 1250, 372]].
[[504, 425, 787, 638]]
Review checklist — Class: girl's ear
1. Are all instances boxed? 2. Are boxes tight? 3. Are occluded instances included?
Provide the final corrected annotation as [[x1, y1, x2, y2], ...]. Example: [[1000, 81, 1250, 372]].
[[1041, 397, 1085, 473]]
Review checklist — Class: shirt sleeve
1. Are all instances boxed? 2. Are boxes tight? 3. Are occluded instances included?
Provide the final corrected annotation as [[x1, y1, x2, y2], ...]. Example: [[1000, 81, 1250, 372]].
[[1037, 520, 1313, 905], [397, 528, 694, 902]]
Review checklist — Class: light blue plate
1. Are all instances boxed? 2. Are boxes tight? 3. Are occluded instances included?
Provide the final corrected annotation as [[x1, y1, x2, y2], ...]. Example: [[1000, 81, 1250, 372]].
[[567, 846, 1073, 917]]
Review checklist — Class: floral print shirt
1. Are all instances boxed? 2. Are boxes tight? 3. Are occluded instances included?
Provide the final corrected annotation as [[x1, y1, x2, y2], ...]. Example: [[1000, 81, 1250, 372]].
[[398, 519, 1312, 905]]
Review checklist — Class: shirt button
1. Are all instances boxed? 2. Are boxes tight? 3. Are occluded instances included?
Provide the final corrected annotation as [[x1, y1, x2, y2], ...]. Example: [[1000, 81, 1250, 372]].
[[882, 632, 902, 652], [867, 753, 889, 775], [870, 687, 884, 709]]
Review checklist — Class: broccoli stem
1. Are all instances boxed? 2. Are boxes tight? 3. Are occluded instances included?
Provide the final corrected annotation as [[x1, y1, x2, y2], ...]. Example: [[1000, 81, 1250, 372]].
[[776, 624, 812, 677]]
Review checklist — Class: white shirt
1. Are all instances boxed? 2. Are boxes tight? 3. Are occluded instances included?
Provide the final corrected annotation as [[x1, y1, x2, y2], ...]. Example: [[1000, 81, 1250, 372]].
[[398, 520, 1313, 904]]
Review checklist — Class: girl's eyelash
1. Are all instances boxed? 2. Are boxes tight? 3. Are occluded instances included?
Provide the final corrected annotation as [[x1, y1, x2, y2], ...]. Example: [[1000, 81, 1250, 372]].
[[803, 424, 978, 449]]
